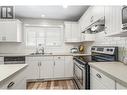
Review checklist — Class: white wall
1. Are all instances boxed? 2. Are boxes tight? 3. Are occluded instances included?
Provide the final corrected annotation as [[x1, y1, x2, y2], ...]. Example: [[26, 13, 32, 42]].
[[0, 19, 81, 54]]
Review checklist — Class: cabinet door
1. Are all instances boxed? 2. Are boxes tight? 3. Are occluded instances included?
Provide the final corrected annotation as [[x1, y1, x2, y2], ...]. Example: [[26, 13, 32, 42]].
[[64, 56, 73, 78], [71, 22, 80, 42], [90, 75, 108, 89], [64, 22, 80, 42], [0, 19, 22, 42], [40, 59, 54, 79], [26, 57, 39, 79], [92, 6, 104, 22], [116, 83, 127, 89], [64, 22, 72, 42], [81, 8, 92, 30], [90, 67, 115, 89], [105, 6, 122, 36], [54, 56, 65, 78]]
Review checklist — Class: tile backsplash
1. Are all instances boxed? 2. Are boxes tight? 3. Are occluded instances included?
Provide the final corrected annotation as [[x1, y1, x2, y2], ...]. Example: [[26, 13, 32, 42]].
[[84, 31, 127, 61]]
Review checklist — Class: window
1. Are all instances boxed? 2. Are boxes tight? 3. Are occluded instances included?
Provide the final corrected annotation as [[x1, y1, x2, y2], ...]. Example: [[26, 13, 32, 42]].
[[25, 26, 63, 47]]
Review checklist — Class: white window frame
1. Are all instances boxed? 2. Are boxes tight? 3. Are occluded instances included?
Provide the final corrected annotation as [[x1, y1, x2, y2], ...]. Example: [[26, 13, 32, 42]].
[[25, 26, 63, 48]]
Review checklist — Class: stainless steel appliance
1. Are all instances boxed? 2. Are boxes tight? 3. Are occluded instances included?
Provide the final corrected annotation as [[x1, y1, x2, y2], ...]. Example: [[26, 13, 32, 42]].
[[4, 56, 25, 64], [73, 57, 90, 89], [73, 46, 118, 89], [91, 46, 118, 62]]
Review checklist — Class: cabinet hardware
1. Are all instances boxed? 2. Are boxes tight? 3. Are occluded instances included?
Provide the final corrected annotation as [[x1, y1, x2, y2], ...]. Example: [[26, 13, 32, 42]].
[[7, 81, 15, 89], [96, 73, 102, 78], [58, 57, 61, 59], [38, 62, 41, 66], [40, 62, 41, 66], [54, 61, 55, 66]]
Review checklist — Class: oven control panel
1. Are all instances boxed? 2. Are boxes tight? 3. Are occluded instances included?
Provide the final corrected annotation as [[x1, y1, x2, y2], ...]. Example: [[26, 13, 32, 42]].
[[91, 46, 117, 55]]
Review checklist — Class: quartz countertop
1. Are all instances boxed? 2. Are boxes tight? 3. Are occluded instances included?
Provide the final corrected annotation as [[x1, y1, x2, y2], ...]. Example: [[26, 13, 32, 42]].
[[27, 53, 91, 57], [0, 53, 91, 57], [0, 64, 28, 82], [89, 62, 127, 87]]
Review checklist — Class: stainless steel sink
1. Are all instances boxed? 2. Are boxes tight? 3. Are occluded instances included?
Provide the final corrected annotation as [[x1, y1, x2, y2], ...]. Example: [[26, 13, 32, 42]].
[[30, 52, 52, 55]]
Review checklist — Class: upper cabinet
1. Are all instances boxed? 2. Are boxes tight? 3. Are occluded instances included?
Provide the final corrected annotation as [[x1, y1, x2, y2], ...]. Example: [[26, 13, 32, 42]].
[[79, 6, 105, 32], [104, 6, 123, 37], [78, 6, 105, 42], [64, 21, 81, 42], [105, 6, 127, 37], [0, 19, 22, 42]]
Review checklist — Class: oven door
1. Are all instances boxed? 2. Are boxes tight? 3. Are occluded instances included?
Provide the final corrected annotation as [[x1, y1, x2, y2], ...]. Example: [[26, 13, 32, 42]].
[[73, 60, 85, 89]]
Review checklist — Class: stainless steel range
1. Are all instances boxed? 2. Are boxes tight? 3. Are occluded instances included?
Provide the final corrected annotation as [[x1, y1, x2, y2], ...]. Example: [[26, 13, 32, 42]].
[[73, 46, 118, 89]]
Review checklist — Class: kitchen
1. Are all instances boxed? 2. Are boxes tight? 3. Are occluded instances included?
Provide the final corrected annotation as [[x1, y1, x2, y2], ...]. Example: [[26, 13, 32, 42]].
[[0, 5, 127, 90]]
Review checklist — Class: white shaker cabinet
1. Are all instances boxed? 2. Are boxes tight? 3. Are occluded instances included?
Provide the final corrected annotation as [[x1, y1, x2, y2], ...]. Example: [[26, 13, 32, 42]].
[[0, 19, 22, 42], [104, 6, 122, 36], [26, 57, 40, 79], [91, 6, 105, 23], [26, 56, 73, 80], [26, 57, 54, 79], [54, 56, 65, 78], [90, 67, 115, 89], [64, 56, 73, 78], [79, 6, 104, 32], [64, 21, 80, 42], [40, 57, 54, 79]]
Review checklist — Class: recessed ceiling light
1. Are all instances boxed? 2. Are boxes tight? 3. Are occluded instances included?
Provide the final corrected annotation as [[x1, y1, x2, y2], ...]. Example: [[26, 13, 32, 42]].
[[41, 14, 45, 18], [63, 5, 68, 8]]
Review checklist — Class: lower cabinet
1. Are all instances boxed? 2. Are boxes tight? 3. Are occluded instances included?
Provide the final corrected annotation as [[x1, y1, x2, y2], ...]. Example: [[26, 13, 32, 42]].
[[40, 57, 54, 79], [26, 56, 73, 80], [1, 67, 26, 89], [26, 59, 40, 79], [64, 56, 73, 77], [54, 56, 65, 78], [90, 67, 115, 89]]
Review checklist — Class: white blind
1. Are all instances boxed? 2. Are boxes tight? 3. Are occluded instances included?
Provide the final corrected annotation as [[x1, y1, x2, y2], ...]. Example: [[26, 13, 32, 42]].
[[25, 26, 63, 47]]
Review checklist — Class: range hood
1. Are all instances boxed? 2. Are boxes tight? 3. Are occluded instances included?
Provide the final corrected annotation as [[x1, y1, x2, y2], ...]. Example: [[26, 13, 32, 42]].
[[82, 17, 105, 34]]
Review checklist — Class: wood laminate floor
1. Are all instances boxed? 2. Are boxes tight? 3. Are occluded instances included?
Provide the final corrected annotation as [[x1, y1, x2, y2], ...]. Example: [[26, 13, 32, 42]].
[[27, 79, 76, 90]]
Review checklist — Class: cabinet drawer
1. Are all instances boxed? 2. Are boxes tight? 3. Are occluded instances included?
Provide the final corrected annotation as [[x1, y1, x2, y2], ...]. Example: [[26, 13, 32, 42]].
[[54, 56, 65, 60], [90, 67, 115, 89]]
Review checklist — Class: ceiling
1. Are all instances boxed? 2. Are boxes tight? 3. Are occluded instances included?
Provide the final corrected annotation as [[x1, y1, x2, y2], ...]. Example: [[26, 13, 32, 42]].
[[15, 6, 89, 21]]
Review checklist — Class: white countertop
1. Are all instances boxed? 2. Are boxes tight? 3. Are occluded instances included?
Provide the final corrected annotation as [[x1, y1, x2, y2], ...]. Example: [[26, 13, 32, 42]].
[[89, 62, 127, 87], [0, 53, 28, 57], [27, 53, 91, 57], [0, 64, 28, 82], [0, 53, 91, 57]]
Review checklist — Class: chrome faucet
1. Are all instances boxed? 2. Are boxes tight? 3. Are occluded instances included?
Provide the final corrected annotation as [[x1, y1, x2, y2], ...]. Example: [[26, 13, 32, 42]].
[[36, 44, 45, 54], [39, 47, 44, 54]]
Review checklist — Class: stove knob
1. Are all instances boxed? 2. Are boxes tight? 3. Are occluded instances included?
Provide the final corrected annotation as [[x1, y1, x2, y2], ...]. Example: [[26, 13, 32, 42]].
[[107, 49, 110, 51], [110, 49, 113, 51]]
